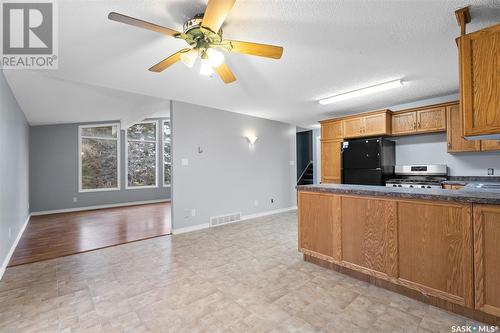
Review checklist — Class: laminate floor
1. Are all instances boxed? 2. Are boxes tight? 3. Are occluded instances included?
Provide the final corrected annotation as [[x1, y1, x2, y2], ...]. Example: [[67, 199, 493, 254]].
[[0, 211, 485, 332], [9, 203, 171, 267]]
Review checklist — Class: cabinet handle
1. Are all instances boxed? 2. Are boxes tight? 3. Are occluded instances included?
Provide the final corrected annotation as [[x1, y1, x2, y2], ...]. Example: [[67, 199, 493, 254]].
[[448, 142, 451, 148], [417, 122, 421, 128]]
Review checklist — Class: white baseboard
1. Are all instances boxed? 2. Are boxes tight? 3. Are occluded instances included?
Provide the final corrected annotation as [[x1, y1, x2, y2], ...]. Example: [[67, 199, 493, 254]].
[[172, 206, 297, 235], [172, 223, 210, 235], [0, 214, 30, 281], [31, 199, 171, 216], [240, 206, 297, 221]]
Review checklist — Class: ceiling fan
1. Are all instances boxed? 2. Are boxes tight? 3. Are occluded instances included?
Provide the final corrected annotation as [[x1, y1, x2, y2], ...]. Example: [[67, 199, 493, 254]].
[[108, 0, 283, 84]]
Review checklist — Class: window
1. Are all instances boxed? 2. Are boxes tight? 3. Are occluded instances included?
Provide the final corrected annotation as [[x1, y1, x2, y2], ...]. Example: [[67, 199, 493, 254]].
[[79, 123, 120, 192], [126, 121, 158, 188], [163, 120, 171, 186]]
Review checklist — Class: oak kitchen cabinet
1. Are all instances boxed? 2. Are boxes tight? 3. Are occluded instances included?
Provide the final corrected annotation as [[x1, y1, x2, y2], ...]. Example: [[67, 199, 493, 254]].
[[474, 205, 500, 317], [447, 103, 481, 152], [320, 120, 343, 140], [447, 102, 500, 152], [320, 139, 342, 184], [392, 106, 446, 136], [297, 191, 476, 308], [459, 24, 500, 138], [342, 110, 391, 139]]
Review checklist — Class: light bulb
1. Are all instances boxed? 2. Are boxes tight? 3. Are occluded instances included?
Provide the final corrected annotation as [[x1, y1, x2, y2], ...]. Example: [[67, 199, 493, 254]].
[[200, 58, 214, 76], [206, 48, 224, 68], [180, 49, 198, 68]]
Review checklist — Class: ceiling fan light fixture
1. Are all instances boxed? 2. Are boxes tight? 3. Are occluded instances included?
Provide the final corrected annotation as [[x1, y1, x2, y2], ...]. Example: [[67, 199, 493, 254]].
[[206, 48, 224, 68], [200, 58, 214, 76], [180, 48, 198, 68]]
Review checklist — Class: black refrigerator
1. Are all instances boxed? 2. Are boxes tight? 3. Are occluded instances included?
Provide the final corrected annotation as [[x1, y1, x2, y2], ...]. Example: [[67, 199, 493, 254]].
[[341, 137, 395, 186]]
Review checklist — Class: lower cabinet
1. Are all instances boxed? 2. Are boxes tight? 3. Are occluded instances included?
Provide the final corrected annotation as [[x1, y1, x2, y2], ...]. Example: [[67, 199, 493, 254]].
[[473, 205, 500, 317], [298, 192, 483, 310], [398, 201, 473, 307], [298, 192, 341, 260], [341, 197, 398, 277]]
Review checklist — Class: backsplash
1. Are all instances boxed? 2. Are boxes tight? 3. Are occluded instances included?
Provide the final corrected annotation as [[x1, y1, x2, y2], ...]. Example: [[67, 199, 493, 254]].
[[392, 133, 499, 177]]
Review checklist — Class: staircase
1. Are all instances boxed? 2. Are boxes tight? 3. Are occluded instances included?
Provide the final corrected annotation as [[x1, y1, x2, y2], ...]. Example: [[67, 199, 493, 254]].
[[297, 161, 314, 185]]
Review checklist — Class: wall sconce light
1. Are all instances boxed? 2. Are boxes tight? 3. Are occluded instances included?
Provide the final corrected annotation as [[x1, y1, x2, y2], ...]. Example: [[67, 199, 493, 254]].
[[246, 136, 258, 145]]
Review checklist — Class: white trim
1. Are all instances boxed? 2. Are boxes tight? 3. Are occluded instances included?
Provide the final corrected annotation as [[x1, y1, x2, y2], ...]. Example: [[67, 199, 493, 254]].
[[162, 119, 172, 188], [240, 206, 297, 221], [0, 214, 30, 281], [78, 123, 121, 193], [172, 223, 210, 235], [30, 199, 171, 216], [125, 120, 159, 190], [171, 206, 297, 235]]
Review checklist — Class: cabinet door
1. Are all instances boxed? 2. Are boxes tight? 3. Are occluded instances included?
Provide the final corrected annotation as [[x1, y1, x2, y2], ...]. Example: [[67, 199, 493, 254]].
[[321, 121, 343, 140], [343, 118, 364, 138], [321, 140, 341, 183], [474, 205, 500, 316], [417, 107, 446, 133], [298, 192, 341, 261], [398, 201, 473, 307], [392, 112, 416, 135], [341, 197, 398, 277], [446, 104, 481, 152], [364, 113, 389, 136], [460, 24, 500, 137], [481, 140, 500, 151]]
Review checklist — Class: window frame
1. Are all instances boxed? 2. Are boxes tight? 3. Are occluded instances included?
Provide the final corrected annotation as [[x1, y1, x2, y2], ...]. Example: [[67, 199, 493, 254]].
[[162, 119, 172, 188], [78, 123, 121, 193], [125, 120, 159, 190]]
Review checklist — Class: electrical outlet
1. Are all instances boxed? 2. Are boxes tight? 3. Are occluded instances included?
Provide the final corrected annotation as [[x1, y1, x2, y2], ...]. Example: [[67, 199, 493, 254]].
[[488, 168, 494, 176], [254, 200, 259, 206], [191, 209, 196, 217], [73, 197, 78, 203], [181, 158, 189, 166]]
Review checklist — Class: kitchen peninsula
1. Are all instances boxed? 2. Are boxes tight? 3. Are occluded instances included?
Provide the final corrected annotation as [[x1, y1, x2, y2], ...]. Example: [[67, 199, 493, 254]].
[[297, 183, 500, 324]]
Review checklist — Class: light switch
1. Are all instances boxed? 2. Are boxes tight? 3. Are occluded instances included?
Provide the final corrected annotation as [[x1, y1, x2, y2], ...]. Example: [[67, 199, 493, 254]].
[[289, 161, 295, 166], [181, 158, 189, 166]]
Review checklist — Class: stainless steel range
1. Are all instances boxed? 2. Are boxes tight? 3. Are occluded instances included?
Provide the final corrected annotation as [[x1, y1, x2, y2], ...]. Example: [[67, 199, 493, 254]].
[[385, 164, 447, 189]]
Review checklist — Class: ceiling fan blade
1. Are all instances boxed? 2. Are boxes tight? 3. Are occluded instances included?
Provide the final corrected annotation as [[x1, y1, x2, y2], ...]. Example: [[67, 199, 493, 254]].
[[202, 0, 236, 33], [149, 49, 188, 72], [108, 12, 181, 37], [214, 63, 236, 84], [227, 40, 283, 59]]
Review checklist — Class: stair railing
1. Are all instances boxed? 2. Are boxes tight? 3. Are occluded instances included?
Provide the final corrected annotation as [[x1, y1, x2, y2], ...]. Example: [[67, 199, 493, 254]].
[[297, 160, 313, 185]]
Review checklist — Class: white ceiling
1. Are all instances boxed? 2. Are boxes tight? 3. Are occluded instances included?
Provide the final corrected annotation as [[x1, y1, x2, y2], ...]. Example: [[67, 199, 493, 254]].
[[4, 0, 500, 127]]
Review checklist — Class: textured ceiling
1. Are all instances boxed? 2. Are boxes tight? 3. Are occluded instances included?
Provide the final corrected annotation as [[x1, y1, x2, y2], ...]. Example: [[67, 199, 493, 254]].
[[4, 0, 500, 127]]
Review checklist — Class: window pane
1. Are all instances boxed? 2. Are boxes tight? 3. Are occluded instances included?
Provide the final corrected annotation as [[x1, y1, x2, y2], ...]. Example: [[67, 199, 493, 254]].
[[164, 163, 171, 185], [81, 125, 117, 138], [127, 123, 156, 141], [163, 121, 171, 185], [128, 141, 156, 187], [81, 138, 118, 189]]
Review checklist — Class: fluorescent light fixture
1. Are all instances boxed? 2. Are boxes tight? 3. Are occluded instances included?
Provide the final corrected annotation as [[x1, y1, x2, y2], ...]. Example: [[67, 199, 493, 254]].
[[319, 79, 404, 105]]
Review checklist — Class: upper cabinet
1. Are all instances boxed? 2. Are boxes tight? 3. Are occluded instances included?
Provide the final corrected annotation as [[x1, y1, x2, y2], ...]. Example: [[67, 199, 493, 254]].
[[459, 24, 500, 139], [391, 105, 446, 136], [342, 110, 391, 139], [321, 120, 343, 140], [447, 103, 481, 153]]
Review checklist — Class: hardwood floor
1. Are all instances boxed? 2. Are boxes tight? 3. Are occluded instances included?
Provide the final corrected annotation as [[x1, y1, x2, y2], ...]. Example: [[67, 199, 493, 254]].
[[8, 202, 171, 267]]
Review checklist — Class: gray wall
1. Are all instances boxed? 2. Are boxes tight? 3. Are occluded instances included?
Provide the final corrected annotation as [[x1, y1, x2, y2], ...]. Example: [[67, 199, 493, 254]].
[[30, 119, 170, 212], [0, 71, 30, 270], [171, 101, 296, 230], [392, 133, 499, 176]]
